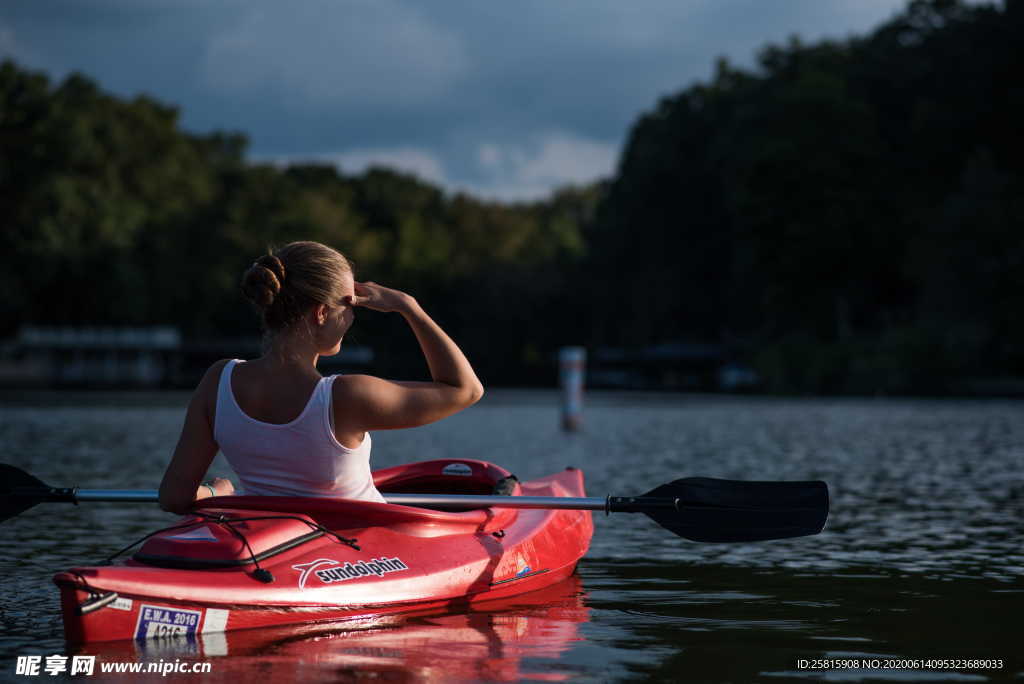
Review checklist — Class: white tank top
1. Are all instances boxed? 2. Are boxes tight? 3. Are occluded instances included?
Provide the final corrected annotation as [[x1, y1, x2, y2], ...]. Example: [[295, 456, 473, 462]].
[[213, 359, 386, 502]]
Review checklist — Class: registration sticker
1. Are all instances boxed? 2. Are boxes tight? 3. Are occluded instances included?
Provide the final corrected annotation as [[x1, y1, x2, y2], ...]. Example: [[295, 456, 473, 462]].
[[134, 605, 202, 641]]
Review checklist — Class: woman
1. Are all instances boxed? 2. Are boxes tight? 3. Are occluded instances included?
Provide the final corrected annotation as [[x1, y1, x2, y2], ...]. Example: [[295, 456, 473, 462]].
[[158, 241, 484, 514]]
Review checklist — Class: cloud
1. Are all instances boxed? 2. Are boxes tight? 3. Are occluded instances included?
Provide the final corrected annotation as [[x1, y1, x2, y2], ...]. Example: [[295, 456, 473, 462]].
[[464, 132, 619, 201], [201, 0, 468, 106], [263, 146, 447, 186], [515, 134, 618, 187], [263, 133, 616, 202], [333, 147, 447, 184]]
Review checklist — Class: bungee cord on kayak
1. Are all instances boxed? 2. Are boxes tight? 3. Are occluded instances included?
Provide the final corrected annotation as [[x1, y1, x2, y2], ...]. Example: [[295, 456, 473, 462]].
[[101, 511, 362, 583]]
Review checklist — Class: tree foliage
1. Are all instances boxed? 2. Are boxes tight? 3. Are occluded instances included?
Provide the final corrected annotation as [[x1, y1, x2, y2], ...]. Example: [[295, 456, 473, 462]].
[[0, 59, 594, 383]]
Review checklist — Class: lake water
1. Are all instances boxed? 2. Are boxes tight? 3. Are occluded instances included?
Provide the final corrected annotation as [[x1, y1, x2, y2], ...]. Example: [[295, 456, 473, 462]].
[[1, 391, 1021, 682]]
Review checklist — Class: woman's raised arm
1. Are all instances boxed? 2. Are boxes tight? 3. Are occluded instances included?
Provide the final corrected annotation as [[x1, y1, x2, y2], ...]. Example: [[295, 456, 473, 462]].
[[333, 282, 483, 433]]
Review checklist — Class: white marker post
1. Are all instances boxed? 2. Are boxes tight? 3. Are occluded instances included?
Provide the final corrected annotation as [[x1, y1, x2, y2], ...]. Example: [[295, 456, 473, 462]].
[[558, 347, 586, 431]]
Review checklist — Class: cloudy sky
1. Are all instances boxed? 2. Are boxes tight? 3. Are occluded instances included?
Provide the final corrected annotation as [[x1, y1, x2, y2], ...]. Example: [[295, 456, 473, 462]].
[[2, 0, 916, 201]]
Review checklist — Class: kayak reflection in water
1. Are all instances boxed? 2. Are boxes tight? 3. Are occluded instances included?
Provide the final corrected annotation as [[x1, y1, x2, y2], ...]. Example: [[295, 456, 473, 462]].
[[158, 240, 484, 514], [78, 573, 590, 682]]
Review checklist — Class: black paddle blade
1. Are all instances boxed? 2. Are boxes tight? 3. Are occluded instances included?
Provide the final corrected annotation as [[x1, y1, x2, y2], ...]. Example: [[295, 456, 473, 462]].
[[1, 463, 52, 523], [642, 477, 829, 543]]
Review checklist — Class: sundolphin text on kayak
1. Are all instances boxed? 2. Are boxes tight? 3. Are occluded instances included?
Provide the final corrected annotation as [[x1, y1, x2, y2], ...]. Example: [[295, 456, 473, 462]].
[[3, 459, 828, 643]]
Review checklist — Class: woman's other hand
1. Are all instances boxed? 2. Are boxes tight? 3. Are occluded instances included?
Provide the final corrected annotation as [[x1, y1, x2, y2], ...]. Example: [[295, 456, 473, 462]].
[[194, 477, 234, 502]]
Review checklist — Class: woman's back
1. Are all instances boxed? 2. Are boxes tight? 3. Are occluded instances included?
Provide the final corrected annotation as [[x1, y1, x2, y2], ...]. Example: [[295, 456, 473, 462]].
[[227, 358, 322, 426], [213, 359, 385, 502]]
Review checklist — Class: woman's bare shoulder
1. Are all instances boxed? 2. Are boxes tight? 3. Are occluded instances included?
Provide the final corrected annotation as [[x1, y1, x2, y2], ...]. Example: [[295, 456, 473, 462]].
[[201, 359, 233, 385], [330, 373, 377, 399], [196, 359, 234, 405]]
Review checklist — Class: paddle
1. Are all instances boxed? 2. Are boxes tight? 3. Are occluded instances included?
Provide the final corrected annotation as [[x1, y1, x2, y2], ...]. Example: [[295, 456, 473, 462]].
[[1, 463, 828, 543]]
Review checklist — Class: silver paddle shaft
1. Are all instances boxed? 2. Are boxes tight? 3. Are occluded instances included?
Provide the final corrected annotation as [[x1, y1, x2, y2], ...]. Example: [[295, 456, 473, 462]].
[[386, 493, 610, 510], [70, 489, 635, 511], [73, 489, 162, 502]]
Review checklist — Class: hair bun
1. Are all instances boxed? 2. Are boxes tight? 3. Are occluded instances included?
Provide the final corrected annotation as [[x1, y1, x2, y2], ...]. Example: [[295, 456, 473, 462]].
[[242, 254, 287, 310], [256, 254, 286, 285]]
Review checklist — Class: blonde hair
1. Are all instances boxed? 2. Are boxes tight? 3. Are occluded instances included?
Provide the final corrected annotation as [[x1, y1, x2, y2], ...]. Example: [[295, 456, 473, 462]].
[[241, 241, 353, 332]]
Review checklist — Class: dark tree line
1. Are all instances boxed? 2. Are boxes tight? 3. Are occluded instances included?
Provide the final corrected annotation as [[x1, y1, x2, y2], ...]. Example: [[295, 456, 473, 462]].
[[587, 0, 1023, 393], [2, 0, 1021, 393]]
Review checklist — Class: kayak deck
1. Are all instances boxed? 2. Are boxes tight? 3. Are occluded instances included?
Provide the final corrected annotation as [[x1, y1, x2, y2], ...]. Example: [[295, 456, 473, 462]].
[[53, 459, 593, 643]]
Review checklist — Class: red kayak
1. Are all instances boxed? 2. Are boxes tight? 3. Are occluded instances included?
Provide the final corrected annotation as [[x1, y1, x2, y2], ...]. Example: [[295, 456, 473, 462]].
[[53, 459, 593, 643]]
